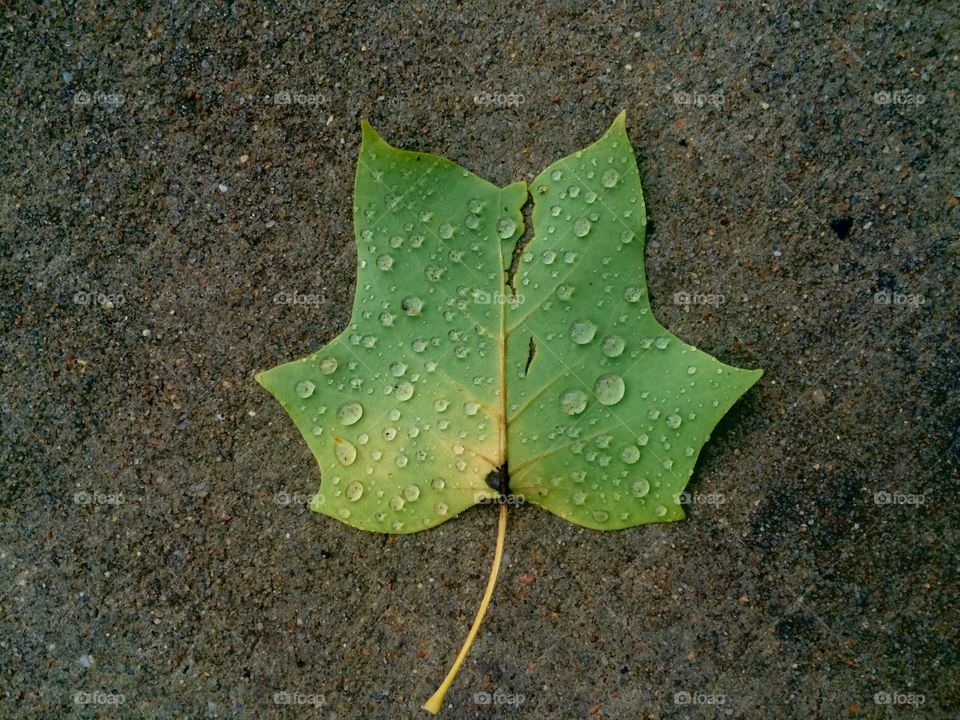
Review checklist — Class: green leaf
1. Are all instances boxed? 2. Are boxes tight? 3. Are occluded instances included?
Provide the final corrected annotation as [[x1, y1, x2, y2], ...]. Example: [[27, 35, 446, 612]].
[[257, 113, 761, 534]]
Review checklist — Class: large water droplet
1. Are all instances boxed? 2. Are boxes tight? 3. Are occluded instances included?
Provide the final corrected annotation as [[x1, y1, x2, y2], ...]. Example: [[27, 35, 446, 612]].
[[390, 362, 407, 377], [403, 484, 420, 501], [295, 380, 315, 398], [601, 334, 625, 357], [556, 284, 574, 301], [438, 223, 454, 239], [334, 437, 357, 466], [434, 398, 449, 412], [337, 402, 363, 425], [654, 504, 668, 517], [572, 490, 587, 505], [654, 337, 669, 349], [376, 254, 394, 270], [395, 382, 414, 401], [434, 502, 448, 515], [620, 445, 641, 464], [319, 357, 338, 375], [570, 318, 597, 344], [666, 413, 682, 428], [431, 477, 446, 490], [346, 481, 364, 502], [624, 286, 643, 303], [594, 374, 625, 405], [464, 401, 480, 416], [591, 510, 609, 523], [632, 479, 650, 497], [637, 433, 649, 446], [550, 169, 563, 181], [389, 496, 405, 511], [402, 296, 423, 316], [497, 217, 516, 239], [601, 169, 620, 188], [468, 198, 484, 214], [559, 389, 588, 415], [572, 218, 591, 237]]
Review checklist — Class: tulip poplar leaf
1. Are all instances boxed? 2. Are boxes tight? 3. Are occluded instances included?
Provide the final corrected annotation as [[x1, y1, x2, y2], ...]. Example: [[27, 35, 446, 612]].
[[257, 112, 761, 534]]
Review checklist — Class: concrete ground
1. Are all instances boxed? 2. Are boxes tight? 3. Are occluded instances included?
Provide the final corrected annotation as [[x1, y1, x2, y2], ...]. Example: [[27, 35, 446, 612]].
[[1, 1, 957, 718]]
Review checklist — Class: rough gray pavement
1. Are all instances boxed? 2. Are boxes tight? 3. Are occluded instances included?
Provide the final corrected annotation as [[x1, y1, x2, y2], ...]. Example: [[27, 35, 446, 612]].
[[1, 2, 957, 718]]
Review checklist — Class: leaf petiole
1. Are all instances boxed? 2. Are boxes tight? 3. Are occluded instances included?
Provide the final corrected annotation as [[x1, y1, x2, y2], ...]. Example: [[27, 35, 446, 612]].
[[422, 503, 508, 714]]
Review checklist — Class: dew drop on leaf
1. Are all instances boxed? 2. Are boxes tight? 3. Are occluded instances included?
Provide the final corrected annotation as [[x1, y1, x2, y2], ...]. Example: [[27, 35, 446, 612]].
[[666, 413, 682, 428], [619, 445, 640, 464], [402, 296, 423, 315], [334, 437, 358, 466], [319, 357, 338, 374], [624, 286, 642, 302], [390, 362, 407, 377], [594, 374, 625, 405], [570, 318, 597, 344], [295, 380, 315, 399], [632, 479, 650, 497], [601, 168, 620, 187], [496, 217, 517, 239], [434, 502, 448, 515], [601, 334, 625, 357], [337, 402, 363, 425], [376, 254, 394, 270], [403, 484, 420, 501], [464, 401, 480, 416], [572, 218, 591, 237], [395, 382, 414, 401], [571, 490, 587, 505], [346, 480, 364, 502], [591, 510, 609, 523], [438, 223, 454, 239], [559, 389, 588, 415], [655, 504, 668, 517]]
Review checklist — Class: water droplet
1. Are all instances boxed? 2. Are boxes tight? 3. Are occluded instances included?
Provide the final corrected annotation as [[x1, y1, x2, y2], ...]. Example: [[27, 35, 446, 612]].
[[389, 235, 404, 248], [464, 401, 480, 416], [390, 362, 407, 377], [400, 484, 421, 502], [468, 198, 483, 214], [666, 413, 682, 428], [550, 169, 563, 181], [334, 437, 357, 466], [319, 357, 338, 374], [556, 284, 574, 301], [647, 408, 660, 420], [438, 223, 454, 239], [632, 479, 650, 497], [346, 481, 364, 502], [431, 477, 446, 490], [395, 382, 414, 401], [620, 445, 641, 464], [624, 286, 643, 302], [360, 229, 374, 242], [402, 296, 423, 316], [601, 169, 620, 188], [396, 454, 409, 468], [379, 312, 395, 327], [435, 502, 449, 515], [620, 229, 635, 243], [434, 398, 449, 412], [662, 458, 673, 470], [337, 402, 363, 425], [591, 510, 609, 523], [496, 217, 516, 239], [389, 496, 405, 511], [570, 318, 597, 344], [594, 374, 625, 405], [572, 218, 591, 237], [376, 254, 394, 270], [572, 490, 587, 505], [654, 337, 669, 349], [542, 250, 557, 264], [550, 205, 561, 217], [654, 504, 668, 517], [295, 380, 315, 398], [687, 366, 697, 375], [465, 215, 479, 230], [559, 388, 588, 415], [424, 265, 444, 281], [636, 433, 649, 446], [601, 334, 625, 357]]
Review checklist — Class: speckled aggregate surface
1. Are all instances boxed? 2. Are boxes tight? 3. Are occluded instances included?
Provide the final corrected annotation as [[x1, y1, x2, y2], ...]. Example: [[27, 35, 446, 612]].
[[1, 2, 958, 719]]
